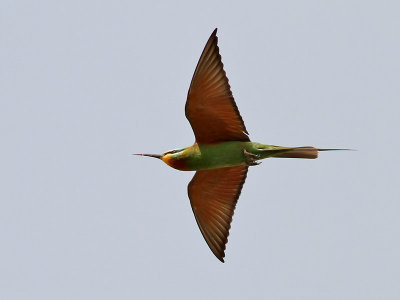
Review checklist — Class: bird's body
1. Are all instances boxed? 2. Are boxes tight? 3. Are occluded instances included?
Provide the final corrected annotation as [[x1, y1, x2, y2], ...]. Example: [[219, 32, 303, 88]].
[[136, 28, 345, 262], [162, 142, 320, 171]]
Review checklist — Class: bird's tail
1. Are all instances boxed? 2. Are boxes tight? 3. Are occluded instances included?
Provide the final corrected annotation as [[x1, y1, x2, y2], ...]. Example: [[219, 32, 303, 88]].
[[273, 147, 349, 159]]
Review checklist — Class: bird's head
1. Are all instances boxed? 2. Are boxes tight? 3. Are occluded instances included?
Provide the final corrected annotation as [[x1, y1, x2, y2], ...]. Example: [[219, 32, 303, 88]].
[[134, 148, 189, 170]]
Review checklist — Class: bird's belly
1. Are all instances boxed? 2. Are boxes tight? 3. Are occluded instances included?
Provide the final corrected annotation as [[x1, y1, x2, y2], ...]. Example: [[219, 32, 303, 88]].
[[185, 142, 247, 171]]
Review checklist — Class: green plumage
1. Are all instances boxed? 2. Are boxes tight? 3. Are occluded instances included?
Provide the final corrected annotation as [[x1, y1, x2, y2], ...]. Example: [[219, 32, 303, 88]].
[[165, 142, 317, 171]]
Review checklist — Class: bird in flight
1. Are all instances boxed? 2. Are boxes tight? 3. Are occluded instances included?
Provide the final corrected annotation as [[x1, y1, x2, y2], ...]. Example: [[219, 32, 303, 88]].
[[136, 28, 344, 262]]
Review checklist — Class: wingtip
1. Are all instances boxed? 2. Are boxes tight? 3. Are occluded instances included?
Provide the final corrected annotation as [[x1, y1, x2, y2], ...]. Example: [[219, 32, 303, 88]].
[[216, 249, 226, 263]]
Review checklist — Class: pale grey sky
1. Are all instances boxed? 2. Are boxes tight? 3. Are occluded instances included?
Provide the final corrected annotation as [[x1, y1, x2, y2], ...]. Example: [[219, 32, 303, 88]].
[[1, 1, 399, 299]]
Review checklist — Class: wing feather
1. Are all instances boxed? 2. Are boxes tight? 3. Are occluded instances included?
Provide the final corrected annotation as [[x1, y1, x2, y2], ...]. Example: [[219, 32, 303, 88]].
[[188, 165, 248, 262], [185, 29, 250, 144]]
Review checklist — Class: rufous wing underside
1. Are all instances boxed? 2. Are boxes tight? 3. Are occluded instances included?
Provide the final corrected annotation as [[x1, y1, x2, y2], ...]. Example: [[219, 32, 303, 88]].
[[185, 29, 250, 144], [188, 165, 248, 262]]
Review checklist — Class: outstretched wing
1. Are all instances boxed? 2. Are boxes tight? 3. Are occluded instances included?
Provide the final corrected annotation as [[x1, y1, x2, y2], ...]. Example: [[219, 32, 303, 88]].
[[188, 165, 248, 262], [185, 29, 250, 144]]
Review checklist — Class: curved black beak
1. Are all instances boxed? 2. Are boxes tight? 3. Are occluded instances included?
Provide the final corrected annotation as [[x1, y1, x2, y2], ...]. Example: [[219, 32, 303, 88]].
[[133, 153, 162, 159]]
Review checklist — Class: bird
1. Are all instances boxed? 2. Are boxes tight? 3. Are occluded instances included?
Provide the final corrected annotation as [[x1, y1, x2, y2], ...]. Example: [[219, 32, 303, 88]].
[[136, 28, 345, 262]]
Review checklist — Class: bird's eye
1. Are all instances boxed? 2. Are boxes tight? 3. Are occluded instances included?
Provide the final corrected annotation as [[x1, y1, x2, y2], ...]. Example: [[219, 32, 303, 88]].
[[164, 149, 183, 155]]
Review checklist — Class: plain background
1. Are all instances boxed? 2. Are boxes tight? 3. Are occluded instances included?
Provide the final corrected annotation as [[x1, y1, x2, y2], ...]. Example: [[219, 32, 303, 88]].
[[1, 1, 399, 299]]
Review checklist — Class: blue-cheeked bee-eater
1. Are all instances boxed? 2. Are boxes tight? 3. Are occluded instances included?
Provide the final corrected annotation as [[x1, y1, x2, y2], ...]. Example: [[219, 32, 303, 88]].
[[136, 29, 345, 262]]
